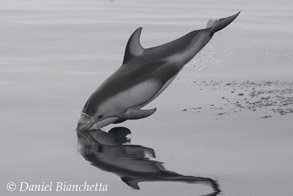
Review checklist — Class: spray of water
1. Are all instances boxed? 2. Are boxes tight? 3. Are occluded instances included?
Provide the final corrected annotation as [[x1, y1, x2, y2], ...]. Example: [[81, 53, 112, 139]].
[[188, 41, 230, 71]]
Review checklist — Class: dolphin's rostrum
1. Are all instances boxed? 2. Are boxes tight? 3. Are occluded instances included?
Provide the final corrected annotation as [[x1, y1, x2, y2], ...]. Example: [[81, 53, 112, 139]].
[[77, 12, 240, 131]]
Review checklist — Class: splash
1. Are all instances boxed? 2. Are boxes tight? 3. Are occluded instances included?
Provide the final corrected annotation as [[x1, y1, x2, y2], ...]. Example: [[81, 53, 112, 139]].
[[189, 42, 229, 71]]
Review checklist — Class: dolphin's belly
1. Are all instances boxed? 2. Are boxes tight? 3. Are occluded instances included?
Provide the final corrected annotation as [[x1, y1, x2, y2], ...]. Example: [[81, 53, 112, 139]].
[[139, 75, 176, 108], [100, 79, 161, 112]]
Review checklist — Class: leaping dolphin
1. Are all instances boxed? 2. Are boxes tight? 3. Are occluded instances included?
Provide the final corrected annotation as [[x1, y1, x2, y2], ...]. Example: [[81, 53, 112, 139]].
[[77, 12, 240, 131]]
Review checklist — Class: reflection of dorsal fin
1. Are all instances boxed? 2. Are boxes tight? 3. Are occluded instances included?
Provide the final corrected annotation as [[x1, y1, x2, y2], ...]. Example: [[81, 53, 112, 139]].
[[122, 27, 144, 64], [121, 177, 140, 190], [108, 127, 131, 144]]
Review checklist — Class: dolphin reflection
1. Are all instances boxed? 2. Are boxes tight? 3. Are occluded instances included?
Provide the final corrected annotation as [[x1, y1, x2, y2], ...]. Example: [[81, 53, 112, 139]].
[[77, 127, 220, 195]]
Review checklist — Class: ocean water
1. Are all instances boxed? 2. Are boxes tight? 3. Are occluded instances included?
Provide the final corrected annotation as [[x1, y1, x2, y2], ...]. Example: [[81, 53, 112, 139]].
[[1, 0, 293, 196]]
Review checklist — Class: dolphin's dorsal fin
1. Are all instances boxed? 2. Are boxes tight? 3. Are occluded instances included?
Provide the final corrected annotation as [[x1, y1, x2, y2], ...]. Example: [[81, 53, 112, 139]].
[[121, 177, 140, 190], [122, 27, 144, 64]]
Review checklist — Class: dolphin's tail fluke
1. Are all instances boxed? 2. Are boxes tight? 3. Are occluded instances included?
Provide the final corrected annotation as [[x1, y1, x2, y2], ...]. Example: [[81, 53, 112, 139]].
[[207, 11, 240, 34]]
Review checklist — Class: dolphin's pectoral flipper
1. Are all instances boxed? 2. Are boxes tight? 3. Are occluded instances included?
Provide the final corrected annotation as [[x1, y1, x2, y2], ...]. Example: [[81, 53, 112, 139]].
[[124, 108, 156, 120], [121, 177, 140, 190], [113, 118, 126, 124], [123, 27, 144, 64]]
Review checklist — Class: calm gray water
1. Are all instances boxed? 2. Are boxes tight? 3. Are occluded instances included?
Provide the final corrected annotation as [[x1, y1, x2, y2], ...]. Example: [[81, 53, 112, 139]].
[[1, 0, 293, 195]]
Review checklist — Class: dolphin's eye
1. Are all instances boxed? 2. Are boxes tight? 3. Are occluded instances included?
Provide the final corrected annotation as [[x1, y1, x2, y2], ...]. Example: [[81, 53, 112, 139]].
[[97, 114, 103, 119]]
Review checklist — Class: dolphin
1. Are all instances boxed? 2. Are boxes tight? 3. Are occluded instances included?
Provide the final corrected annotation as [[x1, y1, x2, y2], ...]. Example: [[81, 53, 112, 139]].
[[77, 127, 220, 194], [77, 12, 240, 131]]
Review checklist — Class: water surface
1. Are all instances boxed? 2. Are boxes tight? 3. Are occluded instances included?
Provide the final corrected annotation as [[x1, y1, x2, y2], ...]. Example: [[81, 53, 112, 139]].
[[1, 0, 293, 195]]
